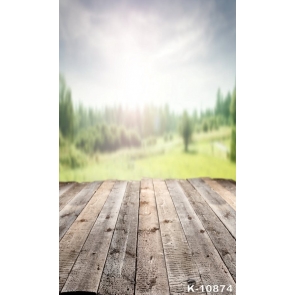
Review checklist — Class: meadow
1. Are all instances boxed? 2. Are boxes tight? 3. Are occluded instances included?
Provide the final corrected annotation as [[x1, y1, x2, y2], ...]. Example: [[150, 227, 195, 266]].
[[59, 127, 236, 182]]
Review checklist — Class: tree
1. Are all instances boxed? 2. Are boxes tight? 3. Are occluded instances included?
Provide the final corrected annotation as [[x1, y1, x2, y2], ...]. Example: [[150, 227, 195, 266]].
[[230, 86, 236, 162], [223, 92, 231, 124], [230, 127, 236, 162], [215, 88, 223, 116], [59, 74, 74, 140], [180, 111, 193, 152], [230, 87, 236, 125]]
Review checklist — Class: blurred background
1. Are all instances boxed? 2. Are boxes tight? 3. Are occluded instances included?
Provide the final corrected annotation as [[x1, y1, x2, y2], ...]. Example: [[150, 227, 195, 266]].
[[59, 0, 236, 181]]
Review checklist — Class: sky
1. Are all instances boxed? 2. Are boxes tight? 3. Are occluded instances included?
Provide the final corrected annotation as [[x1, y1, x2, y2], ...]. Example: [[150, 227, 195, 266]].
[[60, 0, 235, 113]]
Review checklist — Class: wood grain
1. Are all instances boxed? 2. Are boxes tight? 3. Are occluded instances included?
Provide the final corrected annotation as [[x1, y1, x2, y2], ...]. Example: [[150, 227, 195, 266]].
[[59, 179, 236, 294], [189, 178, 236, 239], [59, 182, 67, 188], [135, 178, 170, 295], [166, 179, 236, 295], [214, 179, 236, 196], [61, 181, 127, 293], [59, 181, 101, 240], [98, 181, 140, 295], [59, 180, 115, 292], [59, 182, 87, 211], [179, 179, 236, 281], [153, 179, 205, 294], [59, 182, 76, 197], [203, 178, 236, 210]]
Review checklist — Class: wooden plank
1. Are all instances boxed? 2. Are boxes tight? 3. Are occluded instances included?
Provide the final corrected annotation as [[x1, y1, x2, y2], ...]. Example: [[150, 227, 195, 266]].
[[61, 181, 127, 293], [214, 179, 236, 197], [60, 182, 73, 188], [179, 179, 236, 281], [166, 180, 236, 295], [59, 181, 101, 241], [153, 179, 205, 294], [135, 179, 170, 295], [203, 178, 236, 210], [59, 182, 88, 211], [59, 182, 76, 197], [59, 182, 67, 188], [188, 178, 236, 239], [59, 180, 115, 292], [98, 181, 140, 295]]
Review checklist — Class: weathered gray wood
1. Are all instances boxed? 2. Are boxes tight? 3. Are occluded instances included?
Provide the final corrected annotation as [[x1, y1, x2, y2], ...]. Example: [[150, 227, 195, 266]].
[[59, 182, 76, 197], [189, 178, 236, 239], [135, 179, 170, 295], [214, 179, 236, 196], [98, 181, 140, 295], [59, 181, 101, 241], [59, 182, 87, 211], [59, 182, 67, 188], [61, 181, 127, 293], [59, 180, 115, 292], [179, 179, 236, 281], [203, 178, 236, 210], [153, 179, 205, 294], [166, 179, 236, 295]]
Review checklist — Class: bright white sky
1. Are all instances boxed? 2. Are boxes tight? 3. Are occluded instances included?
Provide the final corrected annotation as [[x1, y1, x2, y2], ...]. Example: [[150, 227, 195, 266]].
[[60, 0, 235, 113]]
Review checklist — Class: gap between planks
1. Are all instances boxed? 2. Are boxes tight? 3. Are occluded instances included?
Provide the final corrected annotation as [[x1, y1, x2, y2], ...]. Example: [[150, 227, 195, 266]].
[[61, 181, 128, 293], [97, 181, 140, 295], [153, 179, 205, 294], [135, 178, 170, 295], [166, 179, 236, 294], [59, 181, 102, 241], [189, 178, 236, 239], [179, 179, 236, 282], [59, 178, 236, 294], [202, 177, 236, 210], [59, 180, 116, 292]]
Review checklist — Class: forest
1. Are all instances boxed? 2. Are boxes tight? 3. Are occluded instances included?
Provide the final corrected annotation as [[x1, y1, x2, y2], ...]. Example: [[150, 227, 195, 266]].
[[59, 75, 236, 180]]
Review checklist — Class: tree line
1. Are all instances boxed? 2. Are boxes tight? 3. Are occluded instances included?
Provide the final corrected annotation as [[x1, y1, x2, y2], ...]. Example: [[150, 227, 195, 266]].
[[60, 74, 236, 161]]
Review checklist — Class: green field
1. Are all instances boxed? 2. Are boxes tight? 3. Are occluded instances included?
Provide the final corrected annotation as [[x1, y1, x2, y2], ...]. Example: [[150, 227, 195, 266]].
[[59, 127, 236, 182]]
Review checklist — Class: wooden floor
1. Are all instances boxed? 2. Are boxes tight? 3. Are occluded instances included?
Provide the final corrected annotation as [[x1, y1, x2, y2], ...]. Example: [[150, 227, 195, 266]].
[[59, 178, 236, 295]]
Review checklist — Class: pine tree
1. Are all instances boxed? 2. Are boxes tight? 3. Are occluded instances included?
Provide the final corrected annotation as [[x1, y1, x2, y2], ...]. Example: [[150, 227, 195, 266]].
[[230, 86, 236, 162], [59, 74, 74, 141], [180, 111, 193, 152]]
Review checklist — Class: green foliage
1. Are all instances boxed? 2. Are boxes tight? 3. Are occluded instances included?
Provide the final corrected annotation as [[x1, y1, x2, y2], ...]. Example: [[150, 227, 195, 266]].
[[72, 99, 179, 143], [230, 87, 236, 125], [75, 124, 141, 154], [129, 130, 141, 147], [59, 133, 88, 169], [230, 126, 236, 162], [179, 111, 193, 152], [164, 133, 173, 142], [209, 117, 218, 131], [230, 86, 236, 162], [223, 92, 232, 124], [60, 127, 236, 182], [145, 136, 157, 146], [214, 88, 232, 126], [59, 130, 66, 147], [202, 120, 209, 132], [59, 75, 236, 179], [59, 75, 74, 140]]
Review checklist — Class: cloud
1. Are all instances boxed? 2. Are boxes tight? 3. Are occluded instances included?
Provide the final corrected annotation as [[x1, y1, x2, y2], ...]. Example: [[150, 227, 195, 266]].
[[60, 0, 236, 112]]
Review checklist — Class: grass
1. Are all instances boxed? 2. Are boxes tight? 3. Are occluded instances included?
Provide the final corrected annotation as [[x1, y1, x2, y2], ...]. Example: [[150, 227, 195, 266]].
[[59, 126, 236, 181]]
